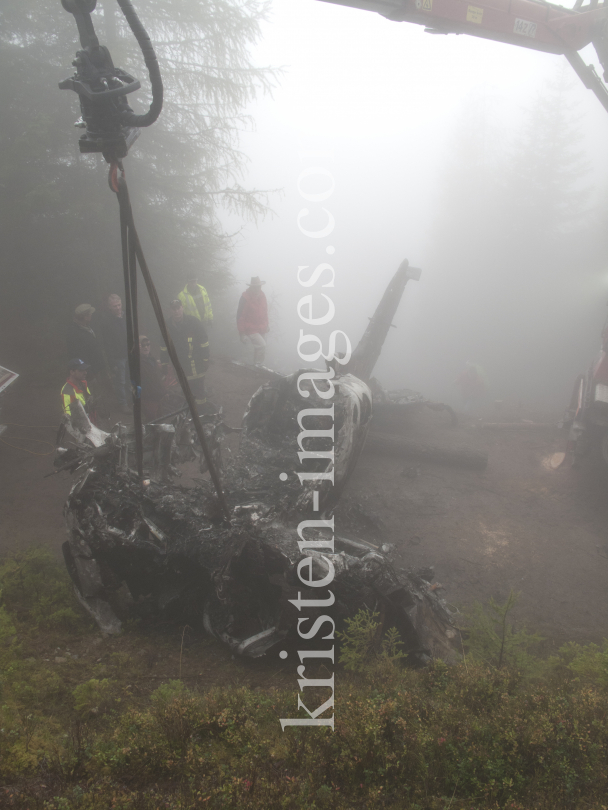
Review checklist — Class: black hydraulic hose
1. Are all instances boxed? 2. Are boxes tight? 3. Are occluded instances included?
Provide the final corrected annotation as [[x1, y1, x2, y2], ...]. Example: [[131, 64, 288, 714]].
[[115, 0, 163, 127], [62, 0, 99, 49]]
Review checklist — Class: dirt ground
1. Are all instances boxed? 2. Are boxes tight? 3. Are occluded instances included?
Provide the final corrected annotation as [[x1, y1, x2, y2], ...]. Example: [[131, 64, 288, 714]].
[[2, 358, 608, 654], [346, 405, 608, 651]]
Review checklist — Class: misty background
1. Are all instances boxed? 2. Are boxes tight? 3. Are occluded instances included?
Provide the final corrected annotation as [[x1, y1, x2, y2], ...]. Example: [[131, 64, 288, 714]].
[[2, 0, 608, 412]]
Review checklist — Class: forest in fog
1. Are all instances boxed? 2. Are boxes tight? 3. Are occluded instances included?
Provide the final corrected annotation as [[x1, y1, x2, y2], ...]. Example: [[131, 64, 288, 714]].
[[0, 0, 274, 337], [2, 0, 608, 411], [383, 69, 608, 408]]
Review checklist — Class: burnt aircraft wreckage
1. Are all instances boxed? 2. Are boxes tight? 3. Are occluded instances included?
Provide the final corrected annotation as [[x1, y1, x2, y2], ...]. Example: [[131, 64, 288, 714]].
[[56, 261, 458, 663]]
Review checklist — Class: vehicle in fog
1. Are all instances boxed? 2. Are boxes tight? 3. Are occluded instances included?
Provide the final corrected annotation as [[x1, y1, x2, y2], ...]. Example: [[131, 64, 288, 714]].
[[564, 317, 608, 467]]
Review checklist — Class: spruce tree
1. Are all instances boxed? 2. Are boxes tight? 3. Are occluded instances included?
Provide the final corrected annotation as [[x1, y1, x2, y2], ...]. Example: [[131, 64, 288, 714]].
[[0, 0, 276, 337]]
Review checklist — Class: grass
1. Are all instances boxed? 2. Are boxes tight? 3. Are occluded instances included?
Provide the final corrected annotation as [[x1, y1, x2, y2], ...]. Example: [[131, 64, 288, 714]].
[[2, 548, 608, 809]]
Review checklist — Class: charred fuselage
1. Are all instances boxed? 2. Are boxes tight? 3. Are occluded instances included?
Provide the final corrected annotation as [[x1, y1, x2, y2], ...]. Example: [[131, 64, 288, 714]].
[[60, 369, 457, 662]]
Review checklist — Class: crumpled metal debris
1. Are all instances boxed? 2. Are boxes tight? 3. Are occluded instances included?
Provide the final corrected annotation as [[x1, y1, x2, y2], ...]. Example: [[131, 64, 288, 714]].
[[58, 372, 457, 663], [369, 379, 458, 427]]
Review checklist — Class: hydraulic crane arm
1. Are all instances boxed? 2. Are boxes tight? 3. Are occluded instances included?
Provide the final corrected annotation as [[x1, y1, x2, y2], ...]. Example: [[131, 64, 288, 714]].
[[318, 0, 608, 112]]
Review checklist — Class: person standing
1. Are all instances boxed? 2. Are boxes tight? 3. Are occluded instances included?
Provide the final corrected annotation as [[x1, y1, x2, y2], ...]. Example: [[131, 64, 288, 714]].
[[139, 335, 166, 422], [66, 304, 104, 379], [161, 300, 210, 408], [178, 274, 213, 326], [455, 361, 487, 413], [237, 276, 268, 365], [61, 358, 94, 421], [100, 293, 129, 413]]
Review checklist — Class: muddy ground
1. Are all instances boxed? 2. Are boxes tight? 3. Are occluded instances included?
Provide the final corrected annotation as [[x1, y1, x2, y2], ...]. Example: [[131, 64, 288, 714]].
[[2, 357, 608, 655]]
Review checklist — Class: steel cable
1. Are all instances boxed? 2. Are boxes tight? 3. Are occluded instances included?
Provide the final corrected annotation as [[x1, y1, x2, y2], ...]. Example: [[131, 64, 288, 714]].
[[110, 165, 232, 524]]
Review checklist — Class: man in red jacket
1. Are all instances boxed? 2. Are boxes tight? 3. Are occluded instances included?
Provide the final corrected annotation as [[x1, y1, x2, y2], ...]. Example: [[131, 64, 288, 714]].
[[236, 276, 269, 365]]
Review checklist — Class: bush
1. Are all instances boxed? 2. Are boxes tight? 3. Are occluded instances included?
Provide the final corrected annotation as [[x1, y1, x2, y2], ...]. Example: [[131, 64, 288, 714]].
[[73, 678, 116, 718], [3, 661, 608, 808], [2, 565, 608, 809], [554, 639, 608, 687], [462, 589, 543, 669], [337, 608, 406, 673], [0, 604, 18, 665], [0, 547, 89, 632]]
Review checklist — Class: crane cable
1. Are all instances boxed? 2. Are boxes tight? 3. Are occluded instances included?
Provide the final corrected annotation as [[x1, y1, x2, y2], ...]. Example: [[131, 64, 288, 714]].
[[108, 162, 232, 525]]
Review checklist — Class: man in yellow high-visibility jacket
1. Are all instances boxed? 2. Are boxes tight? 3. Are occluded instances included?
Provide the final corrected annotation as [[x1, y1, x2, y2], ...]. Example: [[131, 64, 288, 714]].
[[178, 275, 213, 325], [61, 358, 94, 421], [161, 300, 210, 408]]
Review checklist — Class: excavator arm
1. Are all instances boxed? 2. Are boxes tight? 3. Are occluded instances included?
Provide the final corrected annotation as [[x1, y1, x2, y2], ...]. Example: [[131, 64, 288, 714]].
[[318, 0, 608, 112]]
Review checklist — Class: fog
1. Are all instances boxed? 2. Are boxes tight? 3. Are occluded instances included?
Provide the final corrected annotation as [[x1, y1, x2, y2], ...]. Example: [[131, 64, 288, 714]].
[[225, 0, 608, 411], [2, 0, 608, 415]]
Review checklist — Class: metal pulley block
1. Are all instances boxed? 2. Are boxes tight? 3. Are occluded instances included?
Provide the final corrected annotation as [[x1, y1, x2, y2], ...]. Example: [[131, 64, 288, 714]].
[[59, 0, 162, 161]]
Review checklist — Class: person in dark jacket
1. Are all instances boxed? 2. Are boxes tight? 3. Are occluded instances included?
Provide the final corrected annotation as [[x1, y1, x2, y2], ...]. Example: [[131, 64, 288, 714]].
[[161, 300, 209, 407], [139, 335, 166, 422], [237, 276, 268, 365], [100, 294, 129, 413], [455, 361, 487, 414], [66, 304, 104, 378]]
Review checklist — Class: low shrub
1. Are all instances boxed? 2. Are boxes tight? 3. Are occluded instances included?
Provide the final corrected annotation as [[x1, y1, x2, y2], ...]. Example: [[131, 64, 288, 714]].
[[461, 589, 543, 669], [337, 608, 406, 673], [0, 547, 89, 633], [558, 639, 608, 687], [1, 549, 608, 809], [72, 678, 116, 718]]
